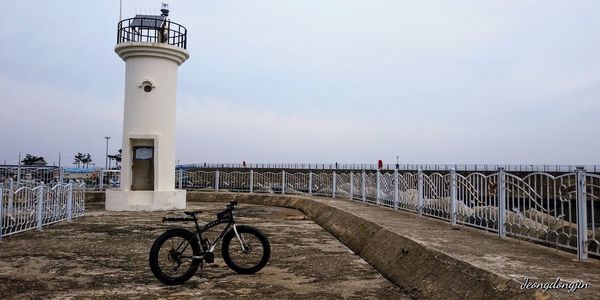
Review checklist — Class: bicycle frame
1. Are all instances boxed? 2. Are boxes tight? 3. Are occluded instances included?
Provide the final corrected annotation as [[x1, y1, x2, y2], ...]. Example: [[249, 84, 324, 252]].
[[162, 208, 247, 259], [198, 219, 233, 253]]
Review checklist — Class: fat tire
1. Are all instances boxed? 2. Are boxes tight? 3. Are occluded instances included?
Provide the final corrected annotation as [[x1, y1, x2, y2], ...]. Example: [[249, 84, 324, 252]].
[[149, 228, 201, 285], [222, 225, 270, 274]]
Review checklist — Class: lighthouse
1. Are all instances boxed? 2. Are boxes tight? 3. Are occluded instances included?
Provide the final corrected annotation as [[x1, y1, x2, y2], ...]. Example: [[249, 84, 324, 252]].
[[106, 4, 188, 211]]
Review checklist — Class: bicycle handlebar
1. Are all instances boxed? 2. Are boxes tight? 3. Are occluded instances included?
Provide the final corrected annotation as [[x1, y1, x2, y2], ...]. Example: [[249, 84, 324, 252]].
[[227, 200, 238, 210]]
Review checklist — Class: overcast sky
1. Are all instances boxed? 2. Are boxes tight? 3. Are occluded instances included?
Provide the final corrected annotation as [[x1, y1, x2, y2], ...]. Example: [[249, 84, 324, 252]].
[[1, 0, 599, 166]]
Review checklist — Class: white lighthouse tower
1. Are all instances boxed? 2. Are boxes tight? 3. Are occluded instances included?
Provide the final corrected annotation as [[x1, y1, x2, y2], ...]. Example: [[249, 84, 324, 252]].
[[106, 4, 188, 211]]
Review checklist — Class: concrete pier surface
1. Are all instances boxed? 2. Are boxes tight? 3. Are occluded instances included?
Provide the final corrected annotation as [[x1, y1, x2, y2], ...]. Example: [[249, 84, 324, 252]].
[[0, 202, 407, 299]]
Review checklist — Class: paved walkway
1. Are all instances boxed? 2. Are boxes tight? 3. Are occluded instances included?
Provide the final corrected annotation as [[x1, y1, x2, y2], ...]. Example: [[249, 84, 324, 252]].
[[0, 202, 408, 299]]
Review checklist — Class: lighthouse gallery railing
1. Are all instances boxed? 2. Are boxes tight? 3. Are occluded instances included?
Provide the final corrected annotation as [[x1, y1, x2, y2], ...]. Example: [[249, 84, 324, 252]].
[[117, 17, 187, 49]]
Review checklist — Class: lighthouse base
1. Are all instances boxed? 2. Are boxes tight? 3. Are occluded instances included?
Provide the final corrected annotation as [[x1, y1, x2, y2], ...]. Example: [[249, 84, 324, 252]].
[[105, 189, 186, 211]]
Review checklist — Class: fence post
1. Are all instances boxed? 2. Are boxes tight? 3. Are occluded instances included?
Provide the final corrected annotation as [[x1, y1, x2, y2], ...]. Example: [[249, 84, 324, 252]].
[[17, 165, 21, 185], [178, 169, 183, 189], [450, 168, 457, 225], [8, 179, 14, 217], [417, 169, 423, 215], [249, 170, 254, 193], [394, 169, 399, 210], [67, 183, 73, 222], [99, 170, 104, 191], [349, 173, 354, 199], [37, 183, 45, 230], [361, 170, 366, 202], [59, 167, 64, 184], [576, 167, 588, 260], [282, 170, 286, 195], [308, 171, 313, 195], [376, 170, 381, 205], [332, 171, 336, 198], [215, 170, 220, 191], [497, 168, 506, 238], [0, 186, 3, 240]]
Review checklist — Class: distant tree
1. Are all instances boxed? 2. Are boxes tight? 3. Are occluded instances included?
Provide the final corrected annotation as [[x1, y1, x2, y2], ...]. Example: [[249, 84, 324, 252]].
[[80, 153, 93, 168], [22, 154, 35, 165], [107, 149, 122, 169], [21, 154, 47, 166], [73, 152, 85, 168]]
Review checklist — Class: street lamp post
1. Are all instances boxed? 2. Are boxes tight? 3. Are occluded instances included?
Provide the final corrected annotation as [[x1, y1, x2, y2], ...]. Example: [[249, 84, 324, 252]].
[[104, 136, 111, 170]]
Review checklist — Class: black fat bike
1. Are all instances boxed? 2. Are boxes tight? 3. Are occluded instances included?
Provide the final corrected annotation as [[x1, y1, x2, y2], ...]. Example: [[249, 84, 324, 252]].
[[149, 201, 271, 285]]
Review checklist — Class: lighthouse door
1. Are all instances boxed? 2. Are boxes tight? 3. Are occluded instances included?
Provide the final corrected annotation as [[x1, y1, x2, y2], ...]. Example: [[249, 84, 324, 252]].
[[132, 146, 154, 190]]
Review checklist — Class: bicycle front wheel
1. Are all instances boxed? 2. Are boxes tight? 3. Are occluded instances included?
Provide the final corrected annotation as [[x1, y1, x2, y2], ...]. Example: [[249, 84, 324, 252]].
[[222, 225, 270, 274], [149, 228, 201, 285]]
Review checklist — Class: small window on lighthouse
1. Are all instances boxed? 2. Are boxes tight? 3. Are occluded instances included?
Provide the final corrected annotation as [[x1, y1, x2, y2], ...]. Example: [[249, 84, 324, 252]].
[[140, 81, 154, 93]]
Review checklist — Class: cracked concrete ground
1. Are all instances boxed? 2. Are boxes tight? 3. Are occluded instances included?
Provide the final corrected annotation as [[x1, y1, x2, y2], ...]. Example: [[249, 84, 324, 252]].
[[0, 202, 408, 299]]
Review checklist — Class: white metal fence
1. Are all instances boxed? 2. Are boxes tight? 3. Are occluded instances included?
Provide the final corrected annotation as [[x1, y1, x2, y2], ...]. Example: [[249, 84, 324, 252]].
[[175, 168, 600, 261], [0, 166, 116, 191], [4, 165, 597, 260], [178, 163, 600, 173], [0, 180, 85, 239], [0, 166, 61, 186], [2, 164, 599, 191]]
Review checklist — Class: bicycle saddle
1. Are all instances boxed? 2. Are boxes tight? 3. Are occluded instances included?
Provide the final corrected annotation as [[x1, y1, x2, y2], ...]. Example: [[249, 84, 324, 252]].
[[184, 210, 203, 217]]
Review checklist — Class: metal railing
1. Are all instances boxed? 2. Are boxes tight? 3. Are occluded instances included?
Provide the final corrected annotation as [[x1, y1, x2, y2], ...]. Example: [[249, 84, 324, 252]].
[[0, 180, 85, 239], [178, 163, 600, 173], [4, 164, 599, 191], [98, 170, 121, 191], [117, 17, 187, 49], [174, 168, 600, 261], [10, 165, 595, 259], [0, 166, 60, 186], [0, 166, 121, 191]]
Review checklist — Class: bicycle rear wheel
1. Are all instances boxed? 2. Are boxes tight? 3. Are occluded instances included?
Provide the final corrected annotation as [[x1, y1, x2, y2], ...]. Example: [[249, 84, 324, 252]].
[[149, 228, 201, 285], [222, 225, 270, 274]]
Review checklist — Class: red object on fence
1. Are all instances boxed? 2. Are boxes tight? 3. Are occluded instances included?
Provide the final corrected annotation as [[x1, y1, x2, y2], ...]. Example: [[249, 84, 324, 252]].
[[378, 160, 383, 170]]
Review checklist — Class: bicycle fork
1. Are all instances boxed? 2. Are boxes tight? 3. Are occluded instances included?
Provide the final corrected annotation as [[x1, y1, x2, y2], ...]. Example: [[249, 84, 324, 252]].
[[233, 224, 247, 252]]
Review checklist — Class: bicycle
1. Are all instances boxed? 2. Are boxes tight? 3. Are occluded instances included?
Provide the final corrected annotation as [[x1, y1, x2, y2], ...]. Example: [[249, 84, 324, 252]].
[[149, 200, 271, 285]]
